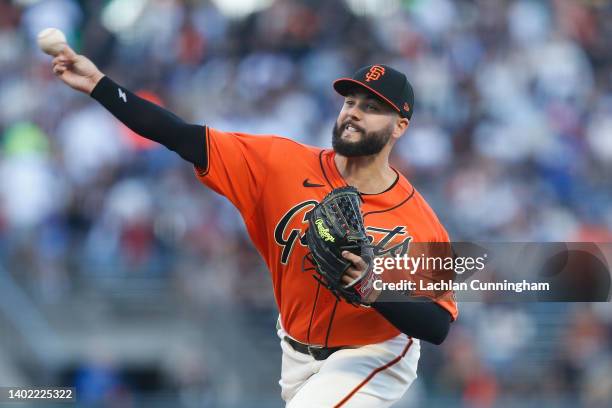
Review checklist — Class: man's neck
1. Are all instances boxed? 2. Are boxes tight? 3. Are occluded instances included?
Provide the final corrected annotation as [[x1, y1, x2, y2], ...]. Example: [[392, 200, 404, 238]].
[[334, 152, 397, 194]]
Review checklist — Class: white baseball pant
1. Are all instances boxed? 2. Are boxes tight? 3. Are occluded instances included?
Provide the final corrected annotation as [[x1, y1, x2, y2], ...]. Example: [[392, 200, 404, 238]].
[[277, 319, 420, 407]]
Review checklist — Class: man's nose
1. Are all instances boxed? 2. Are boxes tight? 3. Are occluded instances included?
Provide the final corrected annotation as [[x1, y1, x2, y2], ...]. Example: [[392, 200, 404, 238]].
[[345, 104, 363, 120]]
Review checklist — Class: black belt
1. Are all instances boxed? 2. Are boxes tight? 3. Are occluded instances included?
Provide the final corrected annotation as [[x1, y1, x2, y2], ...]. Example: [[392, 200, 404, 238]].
[[284, 336, 345, 361]]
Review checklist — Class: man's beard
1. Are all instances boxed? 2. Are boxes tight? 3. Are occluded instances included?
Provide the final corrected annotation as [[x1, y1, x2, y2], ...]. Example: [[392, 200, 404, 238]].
[[332, 121, 393, 157]]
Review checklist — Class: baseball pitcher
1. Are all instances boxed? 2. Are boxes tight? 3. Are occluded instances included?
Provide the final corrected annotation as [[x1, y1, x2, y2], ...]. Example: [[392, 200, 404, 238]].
[[52, 46, 457, 407]]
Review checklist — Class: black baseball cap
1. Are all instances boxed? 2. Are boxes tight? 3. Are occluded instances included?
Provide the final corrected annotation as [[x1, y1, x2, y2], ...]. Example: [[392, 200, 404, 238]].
[[333, 64, 414, 119]]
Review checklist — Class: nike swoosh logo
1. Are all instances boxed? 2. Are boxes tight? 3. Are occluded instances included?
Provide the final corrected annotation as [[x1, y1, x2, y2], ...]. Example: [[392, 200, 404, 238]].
[[303, 179, 325, 188]]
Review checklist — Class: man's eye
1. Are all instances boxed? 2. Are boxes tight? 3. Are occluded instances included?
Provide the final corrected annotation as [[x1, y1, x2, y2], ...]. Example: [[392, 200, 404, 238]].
[[367, 104, 379, 111], [345, 100, 355, 106]]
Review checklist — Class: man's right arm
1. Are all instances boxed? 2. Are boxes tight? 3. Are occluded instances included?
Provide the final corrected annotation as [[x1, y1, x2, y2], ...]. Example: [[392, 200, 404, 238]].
[[52, 47, 206, 167]]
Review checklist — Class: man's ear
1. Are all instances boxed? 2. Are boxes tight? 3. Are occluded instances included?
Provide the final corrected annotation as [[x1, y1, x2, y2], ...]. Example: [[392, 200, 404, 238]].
[[393, 117, 410, 138]]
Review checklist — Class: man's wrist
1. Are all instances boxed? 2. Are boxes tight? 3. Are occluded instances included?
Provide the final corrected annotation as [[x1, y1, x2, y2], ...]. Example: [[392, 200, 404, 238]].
[[88, 74, 107, 96], [88, 72, 105, 94]]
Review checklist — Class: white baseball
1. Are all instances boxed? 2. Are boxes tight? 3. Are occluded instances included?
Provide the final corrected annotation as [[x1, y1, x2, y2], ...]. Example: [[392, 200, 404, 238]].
[[37, 28, 67, 56]]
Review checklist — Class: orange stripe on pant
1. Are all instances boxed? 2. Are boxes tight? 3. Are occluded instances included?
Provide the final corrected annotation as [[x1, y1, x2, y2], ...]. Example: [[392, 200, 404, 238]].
[[334, 338, 414, 408]]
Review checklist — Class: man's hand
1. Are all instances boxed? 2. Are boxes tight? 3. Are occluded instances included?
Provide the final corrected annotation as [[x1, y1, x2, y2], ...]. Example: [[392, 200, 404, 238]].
[[52, 46, 104, 94], [341, 251, 381, 304]]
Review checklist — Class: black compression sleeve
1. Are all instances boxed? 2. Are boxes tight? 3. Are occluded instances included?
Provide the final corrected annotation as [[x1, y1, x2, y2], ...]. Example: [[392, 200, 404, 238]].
[[373, 292, 452, 345], [90, 76, 207, 167]]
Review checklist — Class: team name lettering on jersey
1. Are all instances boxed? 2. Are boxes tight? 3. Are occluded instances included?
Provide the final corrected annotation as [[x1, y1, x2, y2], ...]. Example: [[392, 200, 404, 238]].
[[275, 201, 413, 264], [366, 226, 412, 257], [274, 200, 318, 264]]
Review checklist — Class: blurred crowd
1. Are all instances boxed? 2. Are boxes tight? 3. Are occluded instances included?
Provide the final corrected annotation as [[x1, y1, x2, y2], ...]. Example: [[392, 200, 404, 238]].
[[0, 0, 611, 406]]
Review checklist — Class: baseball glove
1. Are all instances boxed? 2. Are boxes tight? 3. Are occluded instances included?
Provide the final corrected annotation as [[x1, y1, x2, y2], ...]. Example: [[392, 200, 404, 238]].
[[303, 186, 376, 306]]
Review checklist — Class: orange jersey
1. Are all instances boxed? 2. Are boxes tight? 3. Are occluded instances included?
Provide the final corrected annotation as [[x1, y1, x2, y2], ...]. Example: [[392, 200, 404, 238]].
[[195, 127, 458, 347]]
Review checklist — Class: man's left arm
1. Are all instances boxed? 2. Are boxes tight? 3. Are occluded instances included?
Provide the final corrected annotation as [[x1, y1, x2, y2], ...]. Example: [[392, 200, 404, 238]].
[[371, 293, 452, 345], [341, 251, 452, 345]]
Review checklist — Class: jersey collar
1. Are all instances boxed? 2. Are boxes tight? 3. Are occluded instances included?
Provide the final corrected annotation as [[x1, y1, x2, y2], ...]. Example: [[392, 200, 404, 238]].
[[320, 150, 414, 206]]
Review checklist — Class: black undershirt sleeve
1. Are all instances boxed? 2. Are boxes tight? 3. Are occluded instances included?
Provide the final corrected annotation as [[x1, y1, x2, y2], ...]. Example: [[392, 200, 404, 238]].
[[90, 76, 206, 168], [372, 292, 452, 345]]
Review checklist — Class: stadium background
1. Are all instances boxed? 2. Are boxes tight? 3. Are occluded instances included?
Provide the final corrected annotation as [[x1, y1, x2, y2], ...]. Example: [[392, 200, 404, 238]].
[[0, 0, 611, 406]]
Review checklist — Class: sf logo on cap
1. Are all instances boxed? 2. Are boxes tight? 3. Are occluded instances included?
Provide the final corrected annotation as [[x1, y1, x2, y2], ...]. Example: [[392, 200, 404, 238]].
[[365, 65, 385, 82]]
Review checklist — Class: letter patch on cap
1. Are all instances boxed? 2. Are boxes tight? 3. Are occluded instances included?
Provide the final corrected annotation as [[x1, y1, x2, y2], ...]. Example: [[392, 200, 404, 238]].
[[365, 65, 385, 82]]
